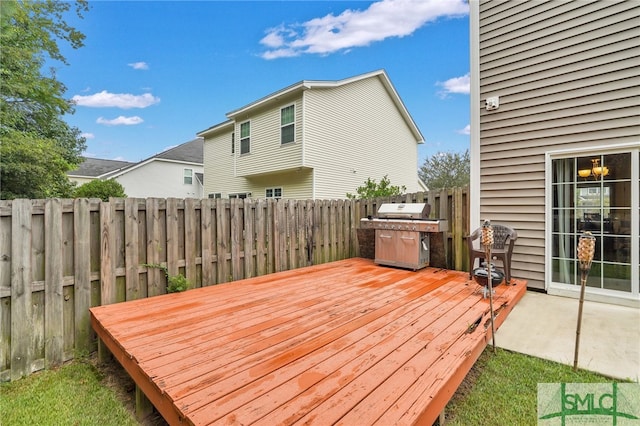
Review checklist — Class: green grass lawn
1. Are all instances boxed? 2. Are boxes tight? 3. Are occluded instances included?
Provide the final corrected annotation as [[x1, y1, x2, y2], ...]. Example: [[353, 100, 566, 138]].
[[445, 347, 621, 425], [0, 358, 138, 426], [0, 349, 623, 426]]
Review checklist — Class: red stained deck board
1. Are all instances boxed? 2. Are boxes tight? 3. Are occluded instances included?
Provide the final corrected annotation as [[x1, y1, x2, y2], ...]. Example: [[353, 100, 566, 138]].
[[90, 258, 526, 426]]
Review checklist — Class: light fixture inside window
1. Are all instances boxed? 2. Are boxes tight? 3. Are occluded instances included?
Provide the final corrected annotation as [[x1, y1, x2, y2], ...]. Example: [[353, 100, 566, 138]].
[[578, 158, 609, 180]]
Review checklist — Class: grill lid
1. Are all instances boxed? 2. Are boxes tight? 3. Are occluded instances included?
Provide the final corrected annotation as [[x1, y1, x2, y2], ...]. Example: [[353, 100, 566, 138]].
[[377, 203, 431, 220]]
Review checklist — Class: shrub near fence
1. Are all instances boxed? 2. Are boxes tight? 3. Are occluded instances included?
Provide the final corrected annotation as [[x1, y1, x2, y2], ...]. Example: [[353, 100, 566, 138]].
[[0, 187, 468, 382]]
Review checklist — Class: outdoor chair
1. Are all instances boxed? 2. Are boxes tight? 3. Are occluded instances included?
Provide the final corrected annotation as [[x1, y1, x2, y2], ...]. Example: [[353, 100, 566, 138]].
[[467, 224, 518, 284]]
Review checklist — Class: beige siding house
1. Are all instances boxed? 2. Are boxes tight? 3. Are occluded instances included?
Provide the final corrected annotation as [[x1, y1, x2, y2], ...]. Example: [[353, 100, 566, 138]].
[[470, 1, 640, 306], [198, 70, 426, 200]]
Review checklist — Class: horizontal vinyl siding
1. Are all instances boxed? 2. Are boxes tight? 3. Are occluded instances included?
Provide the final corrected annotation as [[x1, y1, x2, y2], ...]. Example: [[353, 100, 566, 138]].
[[116, 161, 203, 198], [478, 0, 640, 289], [304, 75, 421, 199], [246, 169, 313, 200], [203, 130, 250, 197], [235, 97, 303, 177]]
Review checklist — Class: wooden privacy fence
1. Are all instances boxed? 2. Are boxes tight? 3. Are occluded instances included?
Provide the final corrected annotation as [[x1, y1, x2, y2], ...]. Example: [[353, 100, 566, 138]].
[[0, 187, 468, 382]]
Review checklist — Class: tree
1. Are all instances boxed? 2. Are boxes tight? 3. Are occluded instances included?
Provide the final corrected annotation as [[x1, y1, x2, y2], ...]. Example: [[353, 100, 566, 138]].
[[0, 0, 89, 199], [419, 149, 470, 190], [74, 179, 126, 201], [346, 175, 406, 199]]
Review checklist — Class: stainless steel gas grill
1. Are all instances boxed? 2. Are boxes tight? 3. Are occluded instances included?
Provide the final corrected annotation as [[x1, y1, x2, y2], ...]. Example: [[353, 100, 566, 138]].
[[360, 203, 448, 270]]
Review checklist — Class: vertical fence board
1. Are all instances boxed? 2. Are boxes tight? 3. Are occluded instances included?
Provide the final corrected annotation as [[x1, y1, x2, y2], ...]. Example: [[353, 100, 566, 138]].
[[313, 200, 322, 264], [11, 200, 32, 380], [201, 198, 213, 286], [273, 200, 285, 273], [74, 199, 92, 354], [145, 198, 163, 296], [453, 188, 465, 271], [184, 199, 198, 287], [266, 200, 275, 274], [100, 201, 116, 306], [255, 199, 266, 276], [166, 199, 179, 280], [321, 201, 330, 263], [305, 200, 314, 266], [44, 199, 63, 368], [216, 199, 229, 283], [297, 201, 306, 267], [336, 200, 345, 259], [231, 199, 242, 281], [244, 199, 255, 279], [125, 198, 140, 301], [0, 209, 10, 376], [287, 200, 297, 270]]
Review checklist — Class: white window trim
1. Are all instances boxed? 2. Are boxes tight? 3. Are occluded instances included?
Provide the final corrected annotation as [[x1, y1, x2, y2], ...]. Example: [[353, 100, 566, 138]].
[[266, 187, 283, 199], [240, 121, 250, 155], [183, 168, 193, 185], [281, 104, 295, 145], [544, 142, 639, 307], [229, 192, 251, 199]]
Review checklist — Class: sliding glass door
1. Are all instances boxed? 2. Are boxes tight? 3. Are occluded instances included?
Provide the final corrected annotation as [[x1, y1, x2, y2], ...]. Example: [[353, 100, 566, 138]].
[[551, 149, 638, 298]]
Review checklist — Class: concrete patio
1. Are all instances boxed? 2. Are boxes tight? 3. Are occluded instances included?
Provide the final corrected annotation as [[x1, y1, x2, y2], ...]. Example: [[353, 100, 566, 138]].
[[495, 290, 640, 381]]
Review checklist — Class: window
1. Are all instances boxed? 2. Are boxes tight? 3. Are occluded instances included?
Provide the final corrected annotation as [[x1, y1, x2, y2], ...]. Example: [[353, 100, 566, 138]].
[[266, 187, 282, 199], [240, 122, 250, 154], [231, 132, 235, 154], [208, 193, 221, 199], [183, 168, 193, 185], [550, 151, 637, 295], [281, 105, 295, 144], [229, 192, 251, 199]]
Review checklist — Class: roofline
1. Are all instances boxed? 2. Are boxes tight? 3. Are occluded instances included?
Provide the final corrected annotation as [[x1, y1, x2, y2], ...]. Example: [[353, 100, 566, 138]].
[[106, 157, 203, 179], [197, 119, 234, 138], [217, 69, 423, 143], [226, 71, 390, 118]]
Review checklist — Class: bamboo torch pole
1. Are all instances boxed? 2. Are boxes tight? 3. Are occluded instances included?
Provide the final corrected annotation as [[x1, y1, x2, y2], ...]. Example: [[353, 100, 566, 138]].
[[574, 231, 595, 371], [482, 220, 496, 352]]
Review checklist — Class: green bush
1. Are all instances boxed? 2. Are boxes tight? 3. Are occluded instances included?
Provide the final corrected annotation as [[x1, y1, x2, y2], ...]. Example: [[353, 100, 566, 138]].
[[346, 175, 406, 199], [143, 263, 189, 293], [74, 179, 126, 201]]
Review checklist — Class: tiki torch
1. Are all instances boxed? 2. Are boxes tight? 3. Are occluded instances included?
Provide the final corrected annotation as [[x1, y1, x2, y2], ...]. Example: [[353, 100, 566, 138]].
[[482, 220, 496, 352], [573, 231, 595, 371]]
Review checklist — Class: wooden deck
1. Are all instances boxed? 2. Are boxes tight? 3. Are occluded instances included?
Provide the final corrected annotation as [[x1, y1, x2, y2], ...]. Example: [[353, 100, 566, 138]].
[[90, 258, 526, 425]]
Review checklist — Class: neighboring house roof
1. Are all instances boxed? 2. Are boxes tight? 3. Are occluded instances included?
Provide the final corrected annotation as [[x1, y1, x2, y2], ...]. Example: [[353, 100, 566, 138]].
[[104, 137, 204, 179], [68, 158, 135, 179], [153, 137, 204, 163], [198, 69, 424, 143]]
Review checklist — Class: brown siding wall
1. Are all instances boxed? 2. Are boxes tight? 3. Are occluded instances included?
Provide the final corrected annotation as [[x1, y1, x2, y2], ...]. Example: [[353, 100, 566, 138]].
[[478, 0, 640, 288]]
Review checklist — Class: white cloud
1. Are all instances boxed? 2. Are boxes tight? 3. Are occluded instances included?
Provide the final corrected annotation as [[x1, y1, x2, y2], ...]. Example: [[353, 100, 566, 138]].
[[81, 132, 95, 139], [260, 0, 468, 59], [97, 116, 144, 126], [437, 73, 470, 98], [128, 61, 149, 70], [72, 91, 160, 109], [457, 124, 470, 135]]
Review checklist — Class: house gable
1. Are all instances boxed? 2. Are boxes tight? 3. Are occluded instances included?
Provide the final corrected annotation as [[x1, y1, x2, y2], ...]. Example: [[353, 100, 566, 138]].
[[198, 70, 425, 200]]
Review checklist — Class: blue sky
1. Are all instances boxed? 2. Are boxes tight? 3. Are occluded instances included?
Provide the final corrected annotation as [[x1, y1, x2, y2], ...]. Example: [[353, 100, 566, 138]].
[[57, 0, 470, 165]]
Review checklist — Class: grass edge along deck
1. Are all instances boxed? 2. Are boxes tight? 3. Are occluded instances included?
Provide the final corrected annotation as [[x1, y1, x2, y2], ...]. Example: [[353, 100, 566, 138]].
[[90, 258, 526, 425]]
